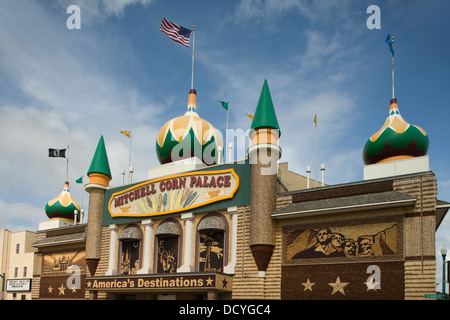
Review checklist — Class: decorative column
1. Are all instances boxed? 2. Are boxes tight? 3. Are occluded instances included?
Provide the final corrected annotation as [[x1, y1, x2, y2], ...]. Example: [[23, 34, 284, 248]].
[[138, 219, 154, 274], [177, 212, 195, 272], [105, 224, 118, 275], [224, 206, 238, 274], [248, 80, 281, 278], [85, 135, 112, 277]]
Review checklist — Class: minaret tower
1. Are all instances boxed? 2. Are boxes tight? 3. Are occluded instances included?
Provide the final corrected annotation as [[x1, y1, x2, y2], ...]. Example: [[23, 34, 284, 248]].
[[85, 135, 112, 276], [248, 79, 281, 277]]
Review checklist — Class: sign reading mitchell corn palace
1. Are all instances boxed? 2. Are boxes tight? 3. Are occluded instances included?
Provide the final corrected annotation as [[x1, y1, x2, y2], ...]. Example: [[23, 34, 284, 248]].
[[108, 169, 239, 218]]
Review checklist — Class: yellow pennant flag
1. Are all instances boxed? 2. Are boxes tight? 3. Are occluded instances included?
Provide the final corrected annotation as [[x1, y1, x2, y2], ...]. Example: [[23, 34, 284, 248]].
[[314, 114, 317, 127], [246, 113, 254, 120], [121, 130, 131, 138]]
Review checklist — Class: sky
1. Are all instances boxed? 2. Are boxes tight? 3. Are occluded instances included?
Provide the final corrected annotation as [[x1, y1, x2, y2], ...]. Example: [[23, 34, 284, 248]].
[[0, 0, 449, 290]]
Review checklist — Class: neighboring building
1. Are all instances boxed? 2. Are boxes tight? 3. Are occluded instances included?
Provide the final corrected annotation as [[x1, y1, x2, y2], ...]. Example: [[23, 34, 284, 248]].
[[0, 229, 36, 300], [30, 182, 87, 300]]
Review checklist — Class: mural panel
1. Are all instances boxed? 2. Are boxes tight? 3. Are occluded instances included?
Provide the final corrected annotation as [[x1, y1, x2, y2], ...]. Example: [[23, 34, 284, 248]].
[[285, 221, 400, 262], [120, 240, 140, 275], [43, 250, 86, 274], [281, 218, 404, 299], [199, 231, 224, 272], [157, 236, 179, 273]]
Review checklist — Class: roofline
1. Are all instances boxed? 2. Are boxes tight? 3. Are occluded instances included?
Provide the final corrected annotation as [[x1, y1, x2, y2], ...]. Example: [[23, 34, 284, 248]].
[[31, 237, 85, 248], [272, 198, 416, 220], [278, 170, 434, 197]]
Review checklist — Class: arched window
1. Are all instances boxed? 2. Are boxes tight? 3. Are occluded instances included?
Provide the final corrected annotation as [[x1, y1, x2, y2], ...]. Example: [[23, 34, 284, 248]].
[[119, 224, 142, 275], [155, 219, 181, 273], [197, 214, 228, 272]]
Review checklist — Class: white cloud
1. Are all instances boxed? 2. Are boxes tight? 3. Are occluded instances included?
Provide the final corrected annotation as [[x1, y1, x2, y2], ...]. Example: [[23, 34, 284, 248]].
[[0, 199, 43, 232], [0, 1, 165, 230], [233, 0, 357, 29]]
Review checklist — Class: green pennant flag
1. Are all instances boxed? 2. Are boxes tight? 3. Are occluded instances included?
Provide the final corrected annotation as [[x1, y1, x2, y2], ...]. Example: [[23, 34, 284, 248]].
[[218, 101, 229, 111], [76, 176, 83, 184]]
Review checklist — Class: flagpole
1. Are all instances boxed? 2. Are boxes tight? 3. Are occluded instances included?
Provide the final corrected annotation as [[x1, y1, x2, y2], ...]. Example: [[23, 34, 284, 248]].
[[128, 131, 132, 183], [191, 25, 195, 90], [392, 55, 395, 99], [226, 102, 229, 162], [129, 132, 132, 171], [80, 176, 84, 208], [66, 145, 69, 182], [315, 119, 318, 188]]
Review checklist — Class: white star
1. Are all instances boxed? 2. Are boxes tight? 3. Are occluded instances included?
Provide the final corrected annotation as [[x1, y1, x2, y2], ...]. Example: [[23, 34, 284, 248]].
[[58, 284, 66, 295], [48, 285, 53, 293], [365, 277, 380, 291], [329, 276, 349, 295], [301, 279, 315, 292]]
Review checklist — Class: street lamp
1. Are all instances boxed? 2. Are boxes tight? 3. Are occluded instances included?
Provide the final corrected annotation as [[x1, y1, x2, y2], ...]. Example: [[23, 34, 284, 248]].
[[0, 271, 5, 300], [441, 245, 447, 300]]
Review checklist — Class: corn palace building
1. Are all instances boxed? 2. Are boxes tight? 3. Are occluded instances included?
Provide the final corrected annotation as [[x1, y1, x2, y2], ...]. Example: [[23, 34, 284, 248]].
[[30, 80, 448, 300]]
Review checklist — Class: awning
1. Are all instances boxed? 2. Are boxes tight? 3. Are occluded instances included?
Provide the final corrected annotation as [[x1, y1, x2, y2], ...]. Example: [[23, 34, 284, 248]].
[[155, 222, 181, 236], [197, 216, 226, 231], [118, 226, 142, 240]]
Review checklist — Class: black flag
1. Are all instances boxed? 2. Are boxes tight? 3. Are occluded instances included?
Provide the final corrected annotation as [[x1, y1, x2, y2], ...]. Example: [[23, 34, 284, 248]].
[[48, 148, 66, 158]]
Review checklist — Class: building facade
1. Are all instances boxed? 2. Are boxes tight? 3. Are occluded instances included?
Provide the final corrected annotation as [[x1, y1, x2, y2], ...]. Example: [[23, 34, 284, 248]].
[[29, 80, 448, 300], [0, 229, 36, 300]]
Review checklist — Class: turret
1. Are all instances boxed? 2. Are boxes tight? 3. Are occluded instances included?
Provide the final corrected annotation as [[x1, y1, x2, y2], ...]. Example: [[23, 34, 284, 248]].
[[85, 135, 112, 276], [248, 79, 281, 277]]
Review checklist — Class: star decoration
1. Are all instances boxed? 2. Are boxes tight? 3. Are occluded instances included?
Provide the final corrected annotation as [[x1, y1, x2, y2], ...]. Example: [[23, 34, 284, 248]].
[[365, 277, 380, 291], [329, 276, 349, 295], [206, 277, 214, 286], [48, 285, 53, 293], [301, 279, 315, 292], [70, 286, 77, 293], [58, 284, 66, 296]]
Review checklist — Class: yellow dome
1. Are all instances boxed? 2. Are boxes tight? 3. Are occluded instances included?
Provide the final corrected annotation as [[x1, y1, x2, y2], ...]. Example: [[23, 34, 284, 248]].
[[156, 89, 223, 165]]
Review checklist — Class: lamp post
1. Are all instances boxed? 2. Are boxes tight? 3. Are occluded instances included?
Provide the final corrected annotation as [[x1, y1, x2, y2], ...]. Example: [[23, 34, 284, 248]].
[[441, 245, 447, 300], [0, 271, 5, 300]]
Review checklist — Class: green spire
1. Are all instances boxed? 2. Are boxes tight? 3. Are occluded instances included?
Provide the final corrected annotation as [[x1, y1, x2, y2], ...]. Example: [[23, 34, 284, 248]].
[[87, 135, 112, 178], [250, 79, 280, 136]]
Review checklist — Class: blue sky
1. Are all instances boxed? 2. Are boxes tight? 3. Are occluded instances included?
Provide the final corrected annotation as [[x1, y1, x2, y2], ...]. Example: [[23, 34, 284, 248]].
[[0, 0, 449, 288]]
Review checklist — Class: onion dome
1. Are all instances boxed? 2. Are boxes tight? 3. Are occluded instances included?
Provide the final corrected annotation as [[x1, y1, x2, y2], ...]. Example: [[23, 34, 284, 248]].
[[363, 99, 429, 165], [156, 89, 223, 165], [45, 181, 81, 222]]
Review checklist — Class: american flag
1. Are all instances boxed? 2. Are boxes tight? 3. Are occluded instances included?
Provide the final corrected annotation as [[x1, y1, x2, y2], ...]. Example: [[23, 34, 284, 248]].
[[160, 17, 192, 48]]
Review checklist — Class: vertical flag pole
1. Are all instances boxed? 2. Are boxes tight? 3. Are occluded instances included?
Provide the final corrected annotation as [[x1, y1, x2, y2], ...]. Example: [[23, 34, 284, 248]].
[[121, 130, 132, 182], [80, 176, 84, 208], [392, 55, 395, 99], [391, 36, 395, 99], [386, 34, 395, 99], [128, 131, 132, 184], [314, 115, 318, 188], [66, 145, 69, 182], [226, 102, 229, 162], [191, 25, 196, 90], [129, 131, 132, 174]]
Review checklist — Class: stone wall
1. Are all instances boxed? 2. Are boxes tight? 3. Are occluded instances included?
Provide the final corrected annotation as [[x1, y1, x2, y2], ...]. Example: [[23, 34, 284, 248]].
[[393, 173, 437, 299]]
